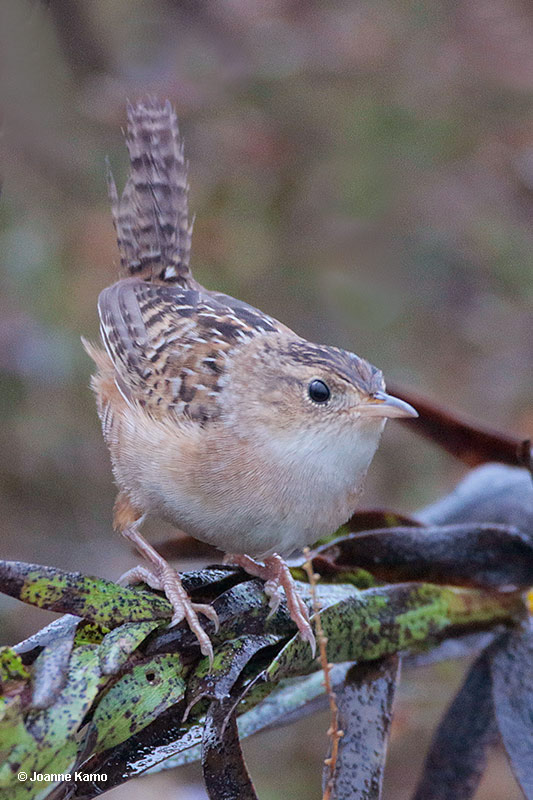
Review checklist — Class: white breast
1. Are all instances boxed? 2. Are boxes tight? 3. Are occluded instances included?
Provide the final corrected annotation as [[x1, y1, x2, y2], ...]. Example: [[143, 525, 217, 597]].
[[116, 404, 385, 559], [238, 417, 386, 556]]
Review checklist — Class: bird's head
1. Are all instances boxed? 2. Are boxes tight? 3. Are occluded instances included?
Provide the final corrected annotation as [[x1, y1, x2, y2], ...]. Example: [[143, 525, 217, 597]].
[[224, 335, 417, 474]]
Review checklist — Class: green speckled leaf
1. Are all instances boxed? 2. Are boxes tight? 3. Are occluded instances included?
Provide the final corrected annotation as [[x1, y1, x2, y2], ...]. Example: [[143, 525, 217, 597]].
[[91, 653, 186, 753], [267, 583, 520, 682], [0, 648, 30, 685], [0, 558, 526, 800], [99, 621, 164, 676], [0, 561, 171, 626], [132, 667, 336, 779], [74, 622, 108, 647], [0, 646, 102, 794], [0, 696, 28, 755]]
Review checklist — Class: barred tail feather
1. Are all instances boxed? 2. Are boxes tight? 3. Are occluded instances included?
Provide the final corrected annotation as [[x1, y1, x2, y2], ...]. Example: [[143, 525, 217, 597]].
[[109, 98, 194, 286]]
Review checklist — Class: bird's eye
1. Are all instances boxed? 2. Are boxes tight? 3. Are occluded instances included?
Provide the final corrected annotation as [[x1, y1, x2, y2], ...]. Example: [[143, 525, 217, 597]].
[[308, 379, 330, 404]]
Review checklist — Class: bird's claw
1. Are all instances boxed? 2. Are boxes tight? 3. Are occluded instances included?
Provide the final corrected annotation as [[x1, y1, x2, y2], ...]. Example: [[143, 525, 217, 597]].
[[119, 562, 217, 667], [226, 552, 316, 655], [264, 578, 283, 617]]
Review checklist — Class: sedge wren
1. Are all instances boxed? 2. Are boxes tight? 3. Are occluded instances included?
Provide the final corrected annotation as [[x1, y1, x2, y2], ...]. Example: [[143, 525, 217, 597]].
[[84, 99, 417, 661]]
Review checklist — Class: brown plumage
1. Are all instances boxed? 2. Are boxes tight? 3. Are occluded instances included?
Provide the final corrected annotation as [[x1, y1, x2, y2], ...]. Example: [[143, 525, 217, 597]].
[[97, 279, 287, 422], [108, 99, 193, 285], [85, 99, 417, 662]]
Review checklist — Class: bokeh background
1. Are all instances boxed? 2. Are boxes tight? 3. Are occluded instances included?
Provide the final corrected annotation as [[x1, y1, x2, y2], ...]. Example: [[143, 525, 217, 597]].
[[1, 1, 532, 798]]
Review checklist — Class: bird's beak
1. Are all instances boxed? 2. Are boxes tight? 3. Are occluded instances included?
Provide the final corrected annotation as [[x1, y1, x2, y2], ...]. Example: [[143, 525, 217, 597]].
[[357, 391, 418, 419]]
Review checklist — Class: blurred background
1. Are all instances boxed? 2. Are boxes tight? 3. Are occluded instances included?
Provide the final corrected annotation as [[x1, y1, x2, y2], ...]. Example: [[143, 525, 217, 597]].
[[0, 1, 532, 797]]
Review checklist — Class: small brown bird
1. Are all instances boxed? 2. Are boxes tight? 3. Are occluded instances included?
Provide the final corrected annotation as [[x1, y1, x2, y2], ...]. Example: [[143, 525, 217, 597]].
[[85, 99, 417, 662]]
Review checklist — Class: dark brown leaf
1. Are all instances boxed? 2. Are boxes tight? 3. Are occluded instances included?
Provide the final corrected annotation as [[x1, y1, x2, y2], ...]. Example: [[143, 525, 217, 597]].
[[316, 523, 533, 590], [64, 702, 194, 797], [147, 579, 295, 656], [202, 699, 258, 800], [491, 623, 533, 800], [184, 634, 280, 718], [388, 383, 532, 471], [324, 656, 400, 800], [412, 639, 502, 800]]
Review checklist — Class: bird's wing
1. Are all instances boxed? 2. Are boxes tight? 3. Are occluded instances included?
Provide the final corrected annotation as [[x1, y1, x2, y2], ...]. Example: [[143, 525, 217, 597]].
[[97, 278, 284, 423]]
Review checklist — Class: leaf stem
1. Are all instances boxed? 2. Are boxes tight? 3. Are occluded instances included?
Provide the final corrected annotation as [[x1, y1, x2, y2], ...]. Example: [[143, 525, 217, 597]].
[[303, 547, 344, 800]]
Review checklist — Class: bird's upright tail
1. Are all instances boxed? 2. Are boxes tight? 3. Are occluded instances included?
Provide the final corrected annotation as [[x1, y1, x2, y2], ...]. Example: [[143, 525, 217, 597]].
[[108, 98, 194, 286]]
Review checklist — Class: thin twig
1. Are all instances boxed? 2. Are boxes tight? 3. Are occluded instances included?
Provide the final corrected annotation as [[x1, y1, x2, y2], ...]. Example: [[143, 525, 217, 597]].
[[303, 547, 344, 800]]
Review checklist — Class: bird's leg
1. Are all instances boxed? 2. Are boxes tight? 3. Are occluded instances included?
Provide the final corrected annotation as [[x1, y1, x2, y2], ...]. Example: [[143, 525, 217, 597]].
[[114, 497, 218, 663], [225, 553, 316, 655]]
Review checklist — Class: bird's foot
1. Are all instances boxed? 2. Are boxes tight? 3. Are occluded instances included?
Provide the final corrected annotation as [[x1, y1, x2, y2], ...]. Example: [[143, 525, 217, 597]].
[[225, 553, 316, 656], [119, 555, 218, 665]]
